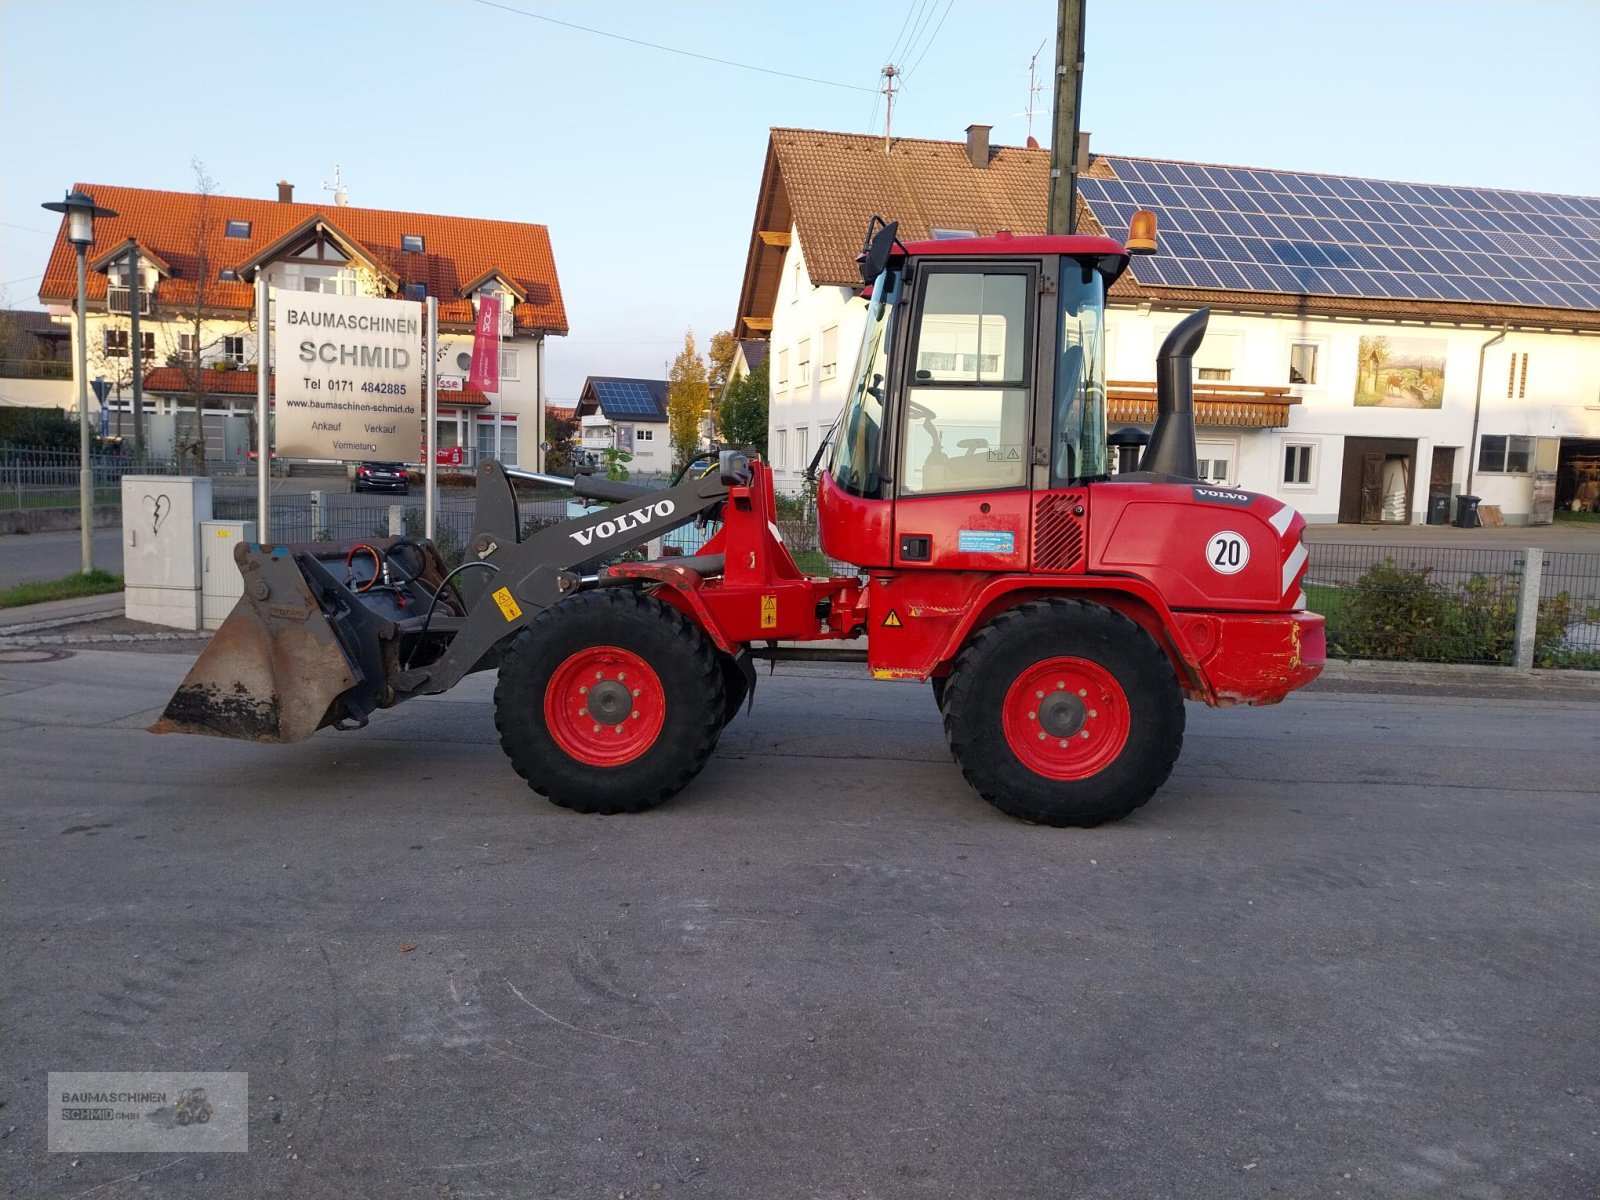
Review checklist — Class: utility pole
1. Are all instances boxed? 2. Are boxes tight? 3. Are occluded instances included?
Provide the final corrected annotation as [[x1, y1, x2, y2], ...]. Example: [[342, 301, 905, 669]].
[[881, 64, 900, 154], [123, 238, 145, 459], [1047, 0, 1086, 235]]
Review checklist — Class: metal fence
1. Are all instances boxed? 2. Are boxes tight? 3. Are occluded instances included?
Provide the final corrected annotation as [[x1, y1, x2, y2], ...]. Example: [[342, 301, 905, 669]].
[[1305, 542, 1600, 667], [0, 446, 187, 509]]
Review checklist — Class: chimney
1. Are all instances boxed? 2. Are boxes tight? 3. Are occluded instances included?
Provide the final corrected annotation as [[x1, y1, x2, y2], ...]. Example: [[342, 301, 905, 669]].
[[965, 124, 991, 170], [1076, 131, 1092, 176], [277, 180, 294, 204]]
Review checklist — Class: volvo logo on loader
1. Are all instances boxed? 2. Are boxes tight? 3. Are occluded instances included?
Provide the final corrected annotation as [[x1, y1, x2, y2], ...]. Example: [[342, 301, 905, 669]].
[[568, 500, 676, 547]]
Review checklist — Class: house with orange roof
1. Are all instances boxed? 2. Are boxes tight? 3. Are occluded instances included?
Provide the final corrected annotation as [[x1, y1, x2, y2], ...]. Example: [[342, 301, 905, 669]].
[[734, 126, 1600, 523], [38, 179, 566, 467]]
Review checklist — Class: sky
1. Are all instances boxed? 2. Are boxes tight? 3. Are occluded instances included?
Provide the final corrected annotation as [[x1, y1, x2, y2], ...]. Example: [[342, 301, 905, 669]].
[[2, 0, 1597, 401]]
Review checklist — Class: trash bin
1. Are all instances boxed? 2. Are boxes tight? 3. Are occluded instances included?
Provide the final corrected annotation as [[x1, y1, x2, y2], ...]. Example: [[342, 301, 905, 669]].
[[1427, 493, 1451, 525], [1452, 494, 1481, 528]]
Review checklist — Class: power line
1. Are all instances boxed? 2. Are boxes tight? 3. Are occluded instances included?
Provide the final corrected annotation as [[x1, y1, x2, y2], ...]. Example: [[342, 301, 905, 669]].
[[2, 272, 44, 286], [468, 0, 875, 92], [899, 0, 940, 73], [905, 0, 957, 77], [887, 0, 930, 64], [0, 221, 50, 235]]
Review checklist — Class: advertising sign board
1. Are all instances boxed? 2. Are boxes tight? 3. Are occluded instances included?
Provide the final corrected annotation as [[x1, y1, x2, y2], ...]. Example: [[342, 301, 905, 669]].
[[275, 291, 422, 461]]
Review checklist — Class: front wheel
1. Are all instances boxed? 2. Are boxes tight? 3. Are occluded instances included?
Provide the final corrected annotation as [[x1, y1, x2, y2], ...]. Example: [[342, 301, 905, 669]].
[[943, 599, 1185, 827], [494, 590, 725, 813]]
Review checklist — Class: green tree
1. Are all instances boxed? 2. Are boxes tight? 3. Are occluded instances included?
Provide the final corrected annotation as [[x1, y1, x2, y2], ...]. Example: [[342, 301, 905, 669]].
[[543, 406, 578, 473], [666, 330, 709, 470], [717, 357, 769, 455], [707, 329, 738, 397], [601, 445, 633, 481]]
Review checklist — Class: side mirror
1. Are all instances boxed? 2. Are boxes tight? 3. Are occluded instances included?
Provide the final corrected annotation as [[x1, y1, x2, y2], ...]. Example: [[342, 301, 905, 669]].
[[719, 450, 753, 488], [857, 217, 900, 286]]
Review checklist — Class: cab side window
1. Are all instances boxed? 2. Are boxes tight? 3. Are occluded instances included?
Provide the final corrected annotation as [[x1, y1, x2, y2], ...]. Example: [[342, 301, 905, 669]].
[[899, 270, 1031, 495]]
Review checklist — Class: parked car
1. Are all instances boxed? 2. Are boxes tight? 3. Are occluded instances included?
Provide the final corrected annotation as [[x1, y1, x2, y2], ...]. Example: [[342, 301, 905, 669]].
[[353, 462, 410, 494]]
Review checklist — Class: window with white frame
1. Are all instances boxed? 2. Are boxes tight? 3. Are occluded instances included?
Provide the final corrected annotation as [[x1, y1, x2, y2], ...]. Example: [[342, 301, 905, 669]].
[[791, 259, 801, 303], [221, 336, 245, 364], [1478, 434, 1534, 473], [796, 426, 809, 471], [1196, 439, 1238, 486], [797, 339, 811, 386], [1191, 331, 1239, 382], [1283, 442, 1316, 486], [820, 325, 838, 379], [177, 333, 197, 361], [777, 348, 789, 390], [499, 348, 519, 380], [103, 330, 155, 359], [775, 428, 788, 470], [1289, 342, 1319, 385], [636, 428, 653, 441], [282, 261, 356, 295]]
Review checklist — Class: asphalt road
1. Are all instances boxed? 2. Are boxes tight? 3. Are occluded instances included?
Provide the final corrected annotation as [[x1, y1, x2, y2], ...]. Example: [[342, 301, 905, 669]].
[[0, 530, 125, 587], [0, 652, 1596, 1198]]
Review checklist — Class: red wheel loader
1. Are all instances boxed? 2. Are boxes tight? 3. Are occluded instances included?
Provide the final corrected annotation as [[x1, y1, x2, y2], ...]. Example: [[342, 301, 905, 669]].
[[155, 218, 1324, 826]]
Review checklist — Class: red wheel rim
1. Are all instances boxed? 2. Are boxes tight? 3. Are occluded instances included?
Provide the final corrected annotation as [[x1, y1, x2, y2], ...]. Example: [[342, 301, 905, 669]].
[[1001, 656, 1131, 780], [542, 646, 665, 767]]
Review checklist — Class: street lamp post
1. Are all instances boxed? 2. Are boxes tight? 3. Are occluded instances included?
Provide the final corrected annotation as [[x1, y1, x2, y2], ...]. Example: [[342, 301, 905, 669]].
[[42, 189, 118, 575]]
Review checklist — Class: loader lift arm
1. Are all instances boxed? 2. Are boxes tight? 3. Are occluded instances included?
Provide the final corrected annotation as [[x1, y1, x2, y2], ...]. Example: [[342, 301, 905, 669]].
[[155, 453, 753, 742], [395, 457, 743, 696]]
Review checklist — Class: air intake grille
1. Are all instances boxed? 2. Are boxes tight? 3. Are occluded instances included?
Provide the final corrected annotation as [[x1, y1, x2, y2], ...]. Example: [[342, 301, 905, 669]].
[[1033, 493, 1086, 572]]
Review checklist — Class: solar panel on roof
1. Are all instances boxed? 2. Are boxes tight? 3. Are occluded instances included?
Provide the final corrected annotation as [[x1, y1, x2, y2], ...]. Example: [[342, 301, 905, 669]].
[[1079, 158, 1600, 310]]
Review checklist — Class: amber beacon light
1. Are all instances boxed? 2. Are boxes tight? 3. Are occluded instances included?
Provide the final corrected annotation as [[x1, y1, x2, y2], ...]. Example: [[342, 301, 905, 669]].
[[1127, 209, 1158, 255]]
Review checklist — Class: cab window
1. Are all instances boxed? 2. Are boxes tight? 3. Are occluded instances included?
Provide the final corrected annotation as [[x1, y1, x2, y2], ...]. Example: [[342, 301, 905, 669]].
[[899, 270, 1031, 495]]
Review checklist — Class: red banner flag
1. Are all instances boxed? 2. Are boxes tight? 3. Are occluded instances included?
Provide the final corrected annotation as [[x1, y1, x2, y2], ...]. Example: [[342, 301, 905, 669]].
[[468, 295, 501, 394]]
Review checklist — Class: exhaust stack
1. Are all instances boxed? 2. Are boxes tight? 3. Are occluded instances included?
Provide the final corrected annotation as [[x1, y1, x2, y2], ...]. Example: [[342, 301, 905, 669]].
[[1138, 308, 1209, 480]]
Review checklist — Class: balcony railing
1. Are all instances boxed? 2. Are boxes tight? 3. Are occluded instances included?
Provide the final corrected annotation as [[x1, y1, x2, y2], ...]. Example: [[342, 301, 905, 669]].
[[1107, 380, 1301, 428], [0, 357, 72, 380], [107, 286, 152, 315]]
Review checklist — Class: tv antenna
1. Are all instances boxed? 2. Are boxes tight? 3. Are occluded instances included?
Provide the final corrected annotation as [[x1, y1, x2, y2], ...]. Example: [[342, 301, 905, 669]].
[[321, 164, 349, 207], [1017, 40, 1047, 142]]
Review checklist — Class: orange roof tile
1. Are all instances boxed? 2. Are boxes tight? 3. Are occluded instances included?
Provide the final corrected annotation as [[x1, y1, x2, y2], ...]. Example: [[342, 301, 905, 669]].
[[736, 128, 1600, 335], [41, 183, 567, 335]]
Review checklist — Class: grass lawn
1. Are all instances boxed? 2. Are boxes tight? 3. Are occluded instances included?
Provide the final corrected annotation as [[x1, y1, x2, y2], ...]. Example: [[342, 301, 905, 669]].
[[1554, 509, 1599, 524], [1303, 582, 1347, 625], [0, 488, 121, 511], [0, 569, 124, 609]]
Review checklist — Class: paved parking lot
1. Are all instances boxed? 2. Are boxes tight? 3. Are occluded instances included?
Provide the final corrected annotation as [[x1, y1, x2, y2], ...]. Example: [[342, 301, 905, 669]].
[[0, 651, 1596, 1198]]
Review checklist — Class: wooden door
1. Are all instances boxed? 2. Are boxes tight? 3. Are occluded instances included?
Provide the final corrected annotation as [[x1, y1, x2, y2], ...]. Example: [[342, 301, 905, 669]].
[[1430, 447, 1455, 492], [1360, 453, 1385, 523]]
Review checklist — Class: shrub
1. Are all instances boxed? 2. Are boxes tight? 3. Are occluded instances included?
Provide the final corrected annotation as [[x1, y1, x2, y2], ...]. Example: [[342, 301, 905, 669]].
[[1326, 558, 1599, 669]]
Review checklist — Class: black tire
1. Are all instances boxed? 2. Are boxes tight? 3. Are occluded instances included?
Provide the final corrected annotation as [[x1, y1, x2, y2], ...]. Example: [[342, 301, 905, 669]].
[[717, 652, 751, 726], [930, 674, 948, 711], [943, 599, 1184, 827], [494, 590, 724, 813]]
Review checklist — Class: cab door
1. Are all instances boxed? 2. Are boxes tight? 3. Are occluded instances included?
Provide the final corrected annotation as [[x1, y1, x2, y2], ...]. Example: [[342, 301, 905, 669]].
[[889, 263, 1043, 572]]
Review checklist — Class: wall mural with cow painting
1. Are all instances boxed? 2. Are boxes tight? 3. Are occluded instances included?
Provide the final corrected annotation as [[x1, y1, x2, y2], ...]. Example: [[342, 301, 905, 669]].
[[1354, 335, 1447, 409]]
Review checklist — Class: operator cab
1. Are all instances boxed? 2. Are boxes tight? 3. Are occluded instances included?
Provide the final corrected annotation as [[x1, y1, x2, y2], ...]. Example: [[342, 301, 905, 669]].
[[820, 220, 1130, 571]]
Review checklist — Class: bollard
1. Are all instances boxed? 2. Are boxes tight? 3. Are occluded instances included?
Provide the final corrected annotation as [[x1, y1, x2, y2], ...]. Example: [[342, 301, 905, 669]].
[[388, 504, 405, 537], [1513, 547, 1544, 671]]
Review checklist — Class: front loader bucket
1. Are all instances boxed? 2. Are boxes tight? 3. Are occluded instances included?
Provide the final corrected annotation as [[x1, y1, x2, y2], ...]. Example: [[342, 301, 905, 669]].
[[152, 539, 423, 743]]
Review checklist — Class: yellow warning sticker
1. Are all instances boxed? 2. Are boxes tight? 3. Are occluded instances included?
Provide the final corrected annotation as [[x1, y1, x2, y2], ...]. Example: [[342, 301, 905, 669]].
[[760, 594, 778, 629], [882, 609, 903, 628], [492, 586, 523, 622]]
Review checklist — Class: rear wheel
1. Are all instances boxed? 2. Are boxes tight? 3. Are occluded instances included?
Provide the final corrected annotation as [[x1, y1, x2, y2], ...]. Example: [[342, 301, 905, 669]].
[[494, 590, 724, 813], [943, 599, 1184, 827]]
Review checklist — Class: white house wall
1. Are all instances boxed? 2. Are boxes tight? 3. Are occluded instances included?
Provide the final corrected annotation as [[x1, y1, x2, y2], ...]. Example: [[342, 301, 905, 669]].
[[766, 225, 869, 493], [764, 229, 1600, 521], [1106, 307, 1600, 523]]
